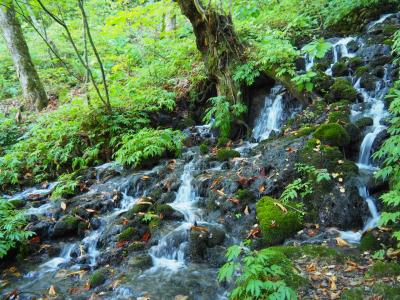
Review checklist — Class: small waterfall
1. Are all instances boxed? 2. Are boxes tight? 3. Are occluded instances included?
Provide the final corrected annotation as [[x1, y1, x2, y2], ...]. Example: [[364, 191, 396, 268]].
[[325, 37, 356, 75], [305, 53, 315, 71], [150, 158, 200, 271], [252, 85, 285, 141], [367, 13, 395, 31]]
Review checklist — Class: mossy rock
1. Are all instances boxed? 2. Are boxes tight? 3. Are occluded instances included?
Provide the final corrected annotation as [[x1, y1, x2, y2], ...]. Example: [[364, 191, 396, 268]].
[[9, 199, 25, 209], [355, 117, 373, 129], [314, 71, 334, 95], [328, 111, 350, 124], [129, 202, 153, 215], [329, 79, 358, 103], [128, 254, 153, 269], [89, 270, 106, 288], [294, 126, 316, 137], [127, 241, 145, 252], [199, 143, 209, 155], [236, 189, 256, 204], [216, 149, 240, 161], [52, 216, 81, 237], [313, 123, 350, 147], [332, 61, 349, 77], [256, 197, 303, 246], [217, 137, 229, 147], [149, 218, 161, 234], [118, 227, 135, 242], [359, 231, 381, 252], [344, 123, 361, 142], [360, 73, 377, 91], [348, 57, 364, 70], [355, 65, 370, 77], [367, 261, 400, 278]]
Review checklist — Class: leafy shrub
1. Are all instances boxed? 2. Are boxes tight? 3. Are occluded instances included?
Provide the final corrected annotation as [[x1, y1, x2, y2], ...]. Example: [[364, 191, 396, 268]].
[[114, 128, 183, 167], [0, 199, 34, 258], [218, 243, 297, 300]]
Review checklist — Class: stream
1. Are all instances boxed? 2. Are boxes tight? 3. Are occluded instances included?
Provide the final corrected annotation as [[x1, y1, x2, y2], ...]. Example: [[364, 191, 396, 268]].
[[2, 12, 399, 300]]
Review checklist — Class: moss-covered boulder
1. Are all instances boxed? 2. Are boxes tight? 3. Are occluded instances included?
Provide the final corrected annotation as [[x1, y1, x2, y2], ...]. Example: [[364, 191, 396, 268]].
[[52, 216, 81, 238], [314, 71, 334, 96], [344, 123, 361, 143], [118, 227, 136, 242], [216, 149, 240, 161], [9, 199, 25, 209], [128, 241, 145, 252], [359, 231, 381, 252], [355, 117, 373, 129], [236, 189, 256, 205], [256, 197, 303, 246], [313, 123, 350, 147], [360, 73, 377, 91], [332, 61, 349, 77], [329, 79, 358, 103], [155, 204, 183, 220], [355, 65, 370, 77], [328, 111, 350, 124], [128, 254, 153, 269], [348, 57, 364, 70], [89, 270, 106, 288]]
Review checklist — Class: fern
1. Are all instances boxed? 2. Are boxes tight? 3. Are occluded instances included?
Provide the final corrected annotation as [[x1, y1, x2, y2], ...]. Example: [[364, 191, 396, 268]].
[[219, 243, 297, 300], [0, 199, 34, 258], [373, 30, 400, 244], [114, 128, 184, 167]]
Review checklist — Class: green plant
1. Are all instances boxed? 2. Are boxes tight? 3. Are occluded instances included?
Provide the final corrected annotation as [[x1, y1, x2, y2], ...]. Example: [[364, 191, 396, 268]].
[[0, 199, 34, 258], [203, 96, 247, 139], [302, 39, 332, 60], [218, 243, 297, 300], [114, 128, 184, 167], [373, 30, 400, 244], [292, 71, 317, 92], [233, 62, 261, 85], [51, 173, 79, 199]]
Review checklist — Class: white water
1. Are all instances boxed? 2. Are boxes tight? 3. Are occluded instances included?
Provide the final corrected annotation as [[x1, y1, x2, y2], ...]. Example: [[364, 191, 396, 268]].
[[336, 34, 393, 243], [326, 37, 356, 76], [368, 13, 395, 30], [252, 85, 285, 141], [149, 158, 200, 271]]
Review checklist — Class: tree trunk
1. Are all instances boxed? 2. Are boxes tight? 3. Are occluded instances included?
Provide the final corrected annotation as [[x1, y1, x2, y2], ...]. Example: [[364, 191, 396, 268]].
[[176, 0, 242, 103], [0, 1, 47, 111]]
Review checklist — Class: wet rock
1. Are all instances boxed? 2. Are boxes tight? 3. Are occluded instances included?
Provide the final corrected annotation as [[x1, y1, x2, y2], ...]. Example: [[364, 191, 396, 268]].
[[206, 246, 226, 267], [27, 220, 54, 239], [355, 117, 374, 130], [89, 270, 107, 288], [9, 199, 25, 208], [367, 176, 389, 195], [206, 227, 226, 248], [360, 228, 395, 251], [332, 61, 349, 77], [373, 65, 386, 78], [155, 204, 184, 220], [357, 45, 391, 61], [360, 73, 377, 91], [188, 229, 209, 262], [370, 55, 392, 68], [128, 254, 152, 269], [52, 216, 81, 238], [371, 129, 389, 165]]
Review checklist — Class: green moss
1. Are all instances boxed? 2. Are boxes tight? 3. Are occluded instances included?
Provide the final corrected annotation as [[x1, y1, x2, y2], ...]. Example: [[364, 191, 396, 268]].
[[348, 57, 364, 70], [367, 261, 400, 278], [89, 270, 106, 288], [270, 244, 340, 259], [128, 241, 145, 252], [63, 216, 80, 227], [9, 199, 25, 209], [118, 227, 135, 241], [294, 126, 315, 137], [341, 288, 364, 300], [216, 149, 240, 161], [329, 79, 358, 102], [359, 232, 381, 252], [155, 204, 175, 217], [199, 143, 209, 155], [328, 111, 350, 124], [217, 137, 229, 147], [372, 283, 400, 299], [236, 189, 256, 204], [355, 117, 373, 129], [332, 61, 348, 77], [355, 66, 370, 77], [344, 123, 361, 142], [256, 197, 303, 246], [313, 123, 350, 147], [149, 218, 160, 234]]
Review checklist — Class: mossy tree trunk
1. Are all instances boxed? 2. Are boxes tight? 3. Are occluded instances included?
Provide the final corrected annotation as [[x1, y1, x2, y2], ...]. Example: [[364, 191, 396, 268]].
[[0, 1, 47, 111], [176, 0, 243, 103]]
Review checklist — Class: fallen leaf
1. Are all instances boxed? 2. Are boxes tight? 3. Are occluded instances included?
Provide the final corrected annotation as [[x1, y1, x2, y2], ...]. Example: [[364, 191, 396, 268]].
[[335, 237, 349, 247], [306, 263, 317, 273], [258, 185, 265, 193], [339, 187, 346, 193], [140, 231, 151, 243], [116, 241, 128, 248], [191, 225, 208, 232], [61, 201, 67, 210], [329, 275, 337, 291], [141, 176, 150, 180], [175, 296, 189, 300], [244, 205, 249, 215], [210, 176, 222, 190], [274, 202, 288, 213], [48, 285, 57, 296], [213, 189, 226, 197], [228, 197, 239, 204], [247, 227, 261, 238]]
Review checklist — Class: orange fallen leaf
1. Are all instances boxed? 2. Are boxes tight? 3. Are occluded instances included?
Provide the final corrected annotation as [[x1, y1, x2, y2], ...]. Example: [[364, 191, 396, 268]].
[[335, 237, 349, 247], [306, 263, 317, 273], [274, 202, 288, 213], [141, 231, 151, 243]]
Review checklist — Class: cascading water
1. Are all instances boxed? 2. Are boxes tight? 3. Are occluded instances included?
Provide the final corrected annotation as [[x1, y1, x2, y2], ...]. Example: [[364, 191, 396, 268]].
[[149, 158, 200, 271], [252, 85, 285, 142], [326, 37, 356, 76]]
